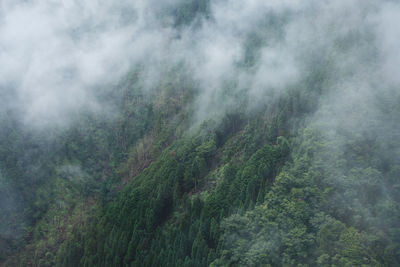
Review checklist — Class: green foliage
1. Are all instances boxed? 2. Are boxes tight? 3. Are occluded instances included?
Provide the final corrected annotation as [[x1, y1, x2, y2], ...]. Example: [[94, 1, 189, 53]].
[[2, 62, 400, 267]]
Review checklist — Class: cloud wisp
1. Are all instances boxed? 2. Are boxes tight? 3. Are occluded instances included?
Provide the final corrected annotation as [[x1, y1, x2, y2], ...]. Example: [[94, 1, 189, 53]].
[[1, 0, 399, 137]]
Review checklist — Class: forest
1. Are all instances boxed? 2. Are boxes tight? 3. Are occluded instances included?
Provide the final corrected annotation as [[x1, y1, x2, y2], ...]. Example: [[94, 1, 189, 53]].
[[1, 0, 400, 266]]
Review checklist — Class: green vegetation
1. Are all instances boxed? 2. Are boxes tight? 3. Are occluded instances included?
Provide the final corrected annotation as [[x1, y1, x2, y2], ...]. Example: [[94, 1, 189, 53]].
[[2, 65, 399, 266], [1, 1, 400, 266]]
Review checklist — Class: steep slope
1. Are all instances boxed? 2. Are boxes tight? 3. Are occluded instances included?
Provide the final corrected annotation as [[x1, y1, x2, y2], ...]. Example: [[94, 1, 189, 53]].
[[2, 1, 400, 266]]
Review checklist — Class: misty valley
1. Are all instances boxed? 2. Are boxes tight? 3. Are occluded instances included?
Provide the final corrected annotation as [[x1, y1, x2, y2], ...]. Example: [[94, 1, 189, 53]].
[[1, 0, 400, 266]]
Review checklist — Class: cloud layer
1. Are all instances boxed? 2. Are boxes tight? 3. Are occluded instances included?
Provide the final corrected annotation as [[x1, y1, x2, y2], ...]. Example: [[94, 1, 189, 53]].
[[1, 0, 399, 130]]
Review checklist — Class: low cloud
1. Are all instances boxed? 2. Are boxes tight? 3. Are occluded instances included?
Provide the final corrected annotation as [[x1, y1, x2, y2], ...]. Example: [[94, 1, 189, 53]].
[[1, 0, 399, 135]]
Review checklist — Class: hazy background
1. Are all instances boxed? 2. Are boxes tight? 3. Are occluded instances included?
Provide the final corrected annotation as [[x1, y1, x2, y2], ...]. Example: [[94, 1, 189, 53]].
[[1, 0, 399, 129]]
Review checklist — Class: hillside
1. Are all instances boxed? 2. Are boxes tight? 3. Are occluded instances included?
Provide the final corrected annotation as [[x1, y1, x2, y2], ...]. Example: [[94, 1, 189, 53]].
[[1, 0, 400, 266]]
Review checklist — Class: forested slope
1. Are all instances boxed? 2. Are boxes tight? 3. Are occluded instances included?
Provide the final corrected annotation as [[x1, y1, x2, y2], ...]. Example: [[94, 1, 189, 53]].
[[2, 66, 400, 266], [1, 0, 400, 266]]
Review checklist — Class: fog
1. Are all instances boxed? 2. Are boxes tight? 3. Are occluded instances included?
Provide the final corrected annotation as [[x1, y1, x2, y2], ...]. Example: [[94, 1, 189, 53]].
[[0, 0, 171, 127], [2, 0, 398, 130]]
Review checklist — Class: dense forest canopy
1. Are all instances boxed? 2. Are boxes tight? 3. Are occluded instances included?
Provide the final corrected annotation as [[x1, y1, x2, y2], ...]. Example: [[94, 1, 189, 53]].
[[1, 0, 400, 266]]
